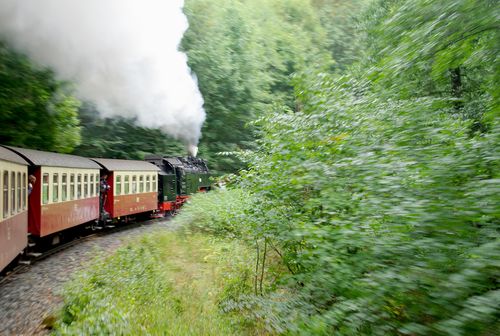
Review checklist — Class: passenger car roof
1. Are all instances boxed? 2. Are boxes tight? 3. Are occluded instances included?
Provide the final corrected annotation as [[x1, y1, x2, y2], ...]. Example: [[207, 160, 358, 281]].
[[3, 146, 100, 169], [0, 146, 29, 165], [91, 158, 160, 172]]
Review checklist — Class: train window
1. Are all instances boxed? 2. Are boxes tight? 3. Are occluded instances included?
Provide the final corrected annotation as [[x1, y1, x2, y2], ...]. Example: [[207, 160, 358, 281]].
[[22, 172, 27, 210], [139, 175, 144, 193], [90, 174, 95, 197], [95, 174, 99, 196], [84, 174, 88, 198], [152, 175, 157, 192], [132, 175, 137, 193], [3, 171, 8, 218], [146, 175, 150, 192], [11, 172, 16, 214], [62, 174, 68, 201], [17, 172, 21, 211], [53, 173, 59, 202], [77, 174, 82, 199], [42, 173, 49, 204], [70, 174, 75, 200], [124, 175, 130, 194], [116, 175, 122, 195]]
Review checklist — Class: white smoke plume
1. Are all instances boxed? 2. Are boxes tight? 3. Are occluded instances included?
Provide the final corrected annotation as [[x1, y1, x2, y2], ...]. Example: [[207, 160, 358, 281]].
[[0, 0, 205, 148]]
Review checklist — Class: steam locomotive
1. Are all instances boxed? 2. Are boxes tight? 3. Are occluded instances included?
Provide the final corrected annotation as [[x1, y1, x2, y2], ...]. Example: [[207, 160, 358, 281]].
[[0, 145, 210, 273]]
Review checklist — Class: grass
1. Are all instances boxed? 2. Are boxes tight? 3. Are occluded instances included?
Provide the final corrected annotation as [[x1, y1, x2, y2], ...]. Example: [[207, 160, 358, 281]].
[[52, 231, 264, 335]]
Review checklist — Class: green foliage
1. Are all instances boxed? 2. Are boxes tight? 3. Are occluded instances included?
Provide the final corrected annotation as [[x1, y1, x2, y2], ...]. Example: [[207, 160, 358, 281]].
[[54, 237, 170, 335], [174, 189, 255, 237], [3, 0, 496, 333], [359, 0, 498, 128], [240, 77, 499, 334], [182, 0, 332, 174], [72, 103, 186, 159], [0, 42, 81, 152], [311, 0, 371, 71], [53, 232, 259, 335], [176, 0, 499, 334]]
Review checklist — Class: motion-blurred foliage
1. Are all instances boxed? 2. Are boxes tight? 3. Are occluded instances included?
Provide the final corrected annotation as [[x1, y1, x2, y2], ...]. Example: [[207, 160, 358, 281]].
[[182, 0, 332, 174], [174, 188, 254, 237], [0, 42, 81, 153], [181, 0, 499, 334]]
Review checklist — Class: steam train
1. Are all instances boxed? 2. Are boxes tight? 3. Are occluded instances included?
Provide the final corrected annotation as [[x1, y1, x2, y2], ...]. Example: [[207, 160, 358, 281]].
[[0, 145, 210, 273]]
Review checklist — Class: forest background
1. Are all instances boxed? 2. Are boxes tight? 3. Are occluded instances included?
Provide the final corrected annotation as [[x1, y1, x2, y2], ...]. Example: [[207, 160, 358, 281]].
[[0, 0, 498, 335]]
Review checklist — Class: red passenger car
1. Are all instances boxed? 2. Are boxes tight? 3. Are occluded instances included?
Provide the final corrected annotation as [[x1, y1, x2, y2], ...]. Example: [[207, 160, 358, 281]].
[[91, 158, 160, 220], [6, 147, 101, 238], [0, 147, 29, 271]]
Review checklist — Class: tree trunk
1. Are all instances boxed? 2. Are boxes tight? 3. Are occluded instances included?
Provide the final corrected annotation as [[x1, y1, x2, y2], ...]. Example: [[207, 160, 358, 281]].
[[450, 67, 463, 111]]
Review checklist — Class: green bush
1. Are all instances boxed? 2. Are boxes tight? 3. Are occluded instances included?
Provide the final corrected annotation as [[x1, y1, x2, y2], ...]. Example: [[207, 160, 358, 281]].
[[53, 237, 171, 335], [53, 232, 261, 335], [179, 87, 498, 335], [185, 0, 500, 333], [173, 189, 255, 238], [242, 81, 499, 335]]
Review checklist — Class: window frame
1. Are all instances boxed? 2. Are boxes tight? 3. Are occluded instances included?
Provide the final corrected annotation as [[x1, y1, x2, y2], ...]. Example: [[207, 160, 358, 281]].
[[70, 174, 75, 200], [84, 174, 89, 198], [3, 171, 9, 218], [139, 175, 144, 193], [116, 175, 122, 196], [77, 174, 82, 199], [17, 172, 21, 211], [42, 173, 49, 205], [90, 174, 94, 197], [152, 175, 157, 192], [62, 173, 68, 201], [52, 173, 60, 203], [22, 172, 27, 210], [124, 175, 130, 194], [95, 174, 99, 197], [11, 171, 16, 214], [131, 175, 137, 194]]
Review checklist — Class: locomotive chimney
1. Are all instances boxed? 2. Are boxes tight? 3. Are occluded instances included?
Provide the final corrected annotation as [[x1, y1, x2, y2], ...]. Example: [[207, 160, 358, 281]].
[[187, 144, 198, 157]]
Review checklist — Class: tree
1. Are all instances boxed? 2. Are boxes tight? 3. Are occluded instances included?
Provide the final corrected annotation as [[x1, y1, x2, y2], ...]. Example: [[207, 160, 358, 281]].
[[360, 0, 499, 129], [182, 0, 331, 174], [72, 103, 185, 160], [0, 41, 81, 153], [179, 1, 500, 334], [311, 0, 370, 71]]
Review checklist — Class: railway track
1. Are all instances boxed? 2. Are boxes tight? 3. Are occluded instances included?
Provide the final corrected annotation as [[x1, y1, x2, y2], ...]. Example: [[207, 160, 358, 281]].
[[0, 218, 165, 286], [0, 232, 96, 286], [0, 217, 172, 336]]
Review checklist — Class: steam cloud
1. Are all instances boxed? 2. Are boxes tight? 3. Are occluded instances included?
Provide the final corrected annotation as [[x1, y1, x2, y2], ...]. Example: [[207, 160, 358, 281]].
[[0, 0, 205, 148]]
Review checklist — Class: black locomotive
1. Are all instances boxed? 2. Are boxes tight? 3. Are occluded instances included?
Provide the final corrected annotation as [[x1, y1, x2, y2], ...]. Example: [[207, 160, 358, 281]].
[[146, 155, 211, 215]]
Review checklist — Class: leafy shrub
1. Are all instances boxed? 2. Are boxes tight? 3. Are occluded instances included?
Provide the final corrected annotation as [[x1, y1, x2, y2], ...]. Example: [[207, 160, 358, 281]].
[[181, 81, 498, 335], [199, 0, 500, 334], [230, 70, 499, 334], [173, 189, 255, 238], [53, 236, 171, 335], [53, 232, 262, 335]]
